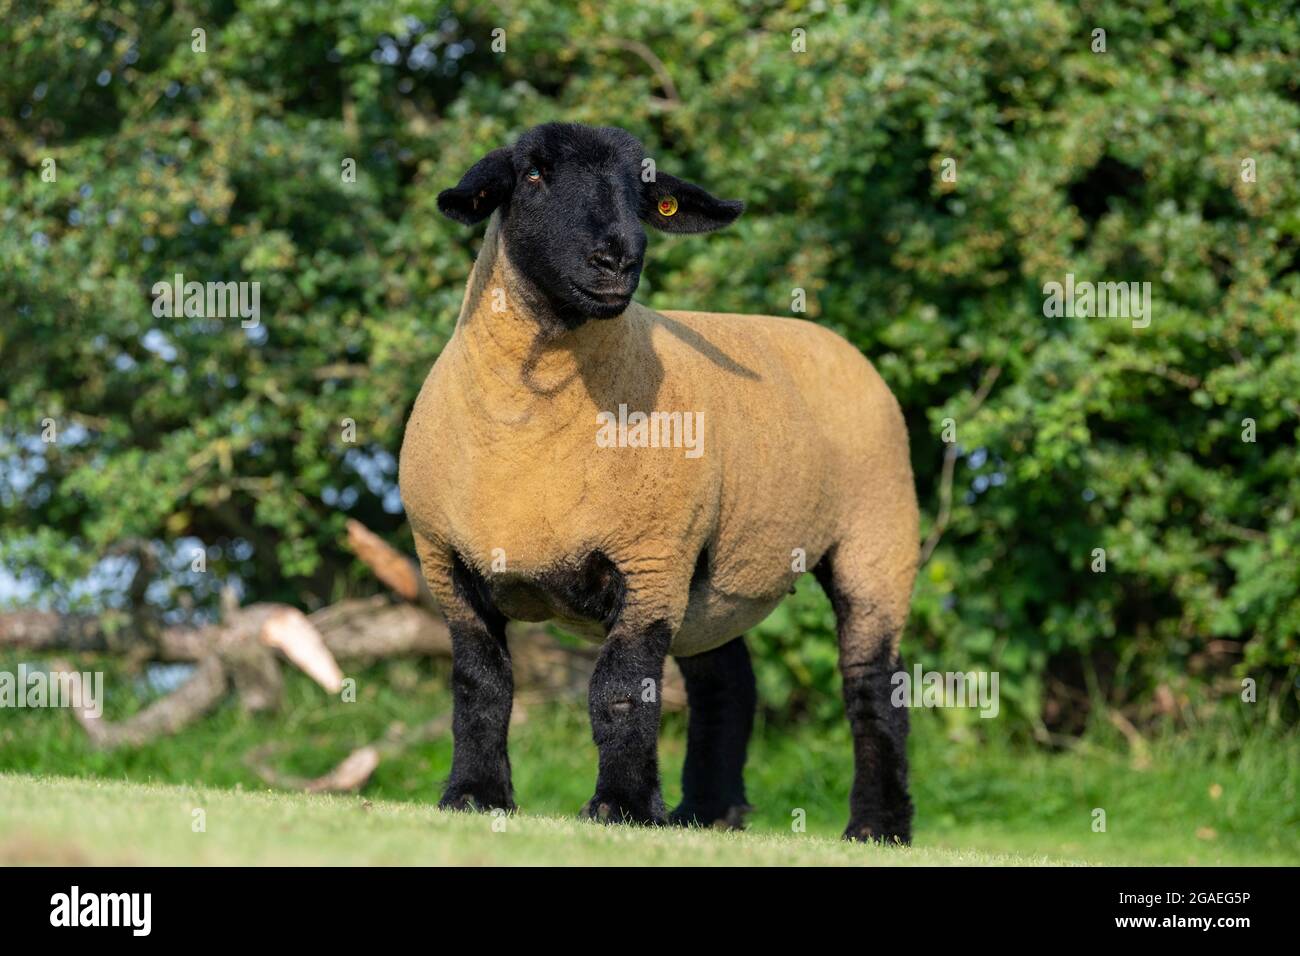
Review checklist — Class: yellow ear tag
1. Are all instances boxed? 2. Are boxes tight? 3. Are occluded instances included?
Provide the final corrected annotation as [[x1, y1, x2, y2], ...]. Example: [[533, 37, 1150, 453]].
[[658, 196, 678, 217]]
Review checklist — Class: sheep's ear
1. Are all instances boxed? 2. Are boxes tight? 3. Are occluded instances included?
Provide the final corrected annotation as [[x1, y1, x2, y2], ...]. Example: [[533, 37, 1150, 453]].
[[437, 148, 515, 225], [642, 172, 744, 234]]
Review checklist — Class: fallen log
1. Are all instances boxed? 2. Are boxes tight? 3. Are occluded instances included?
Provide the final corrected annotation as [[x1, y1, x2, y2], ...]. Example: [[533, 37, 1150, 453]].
[[0, 599, 446, 662], [55, 655, 228, 749], [245, 714, 454, 793]]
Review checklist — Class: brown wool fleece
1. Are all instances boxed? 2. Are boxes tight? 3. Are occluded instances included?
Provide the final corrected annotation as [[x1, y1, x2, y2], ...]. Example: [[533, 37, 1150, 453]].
[[400, 213, 919, 659]]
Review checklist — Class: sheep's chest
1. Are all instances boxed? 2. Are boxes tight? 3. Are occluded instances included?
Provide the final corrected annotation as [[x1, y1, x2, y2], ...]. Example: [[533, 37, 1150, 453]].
[[449, 451, 595, 559], [437, 451, 632, 633], [431, 416, 707, 639], [454, 511, 625, 641]]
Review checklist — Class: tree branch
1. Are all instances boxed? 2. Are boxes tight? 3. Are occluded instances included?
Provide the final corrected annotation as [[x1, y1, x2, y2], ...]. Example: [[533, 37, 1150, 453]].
[[920, 365, 1002, 565]]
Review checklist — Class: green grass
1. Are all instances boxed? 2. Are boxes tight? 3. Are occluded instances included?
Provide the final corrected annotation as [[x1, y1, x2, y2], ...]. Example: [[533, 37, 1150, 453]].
[[1, 653, 1296, 865], [0, 774, 1060, 866]]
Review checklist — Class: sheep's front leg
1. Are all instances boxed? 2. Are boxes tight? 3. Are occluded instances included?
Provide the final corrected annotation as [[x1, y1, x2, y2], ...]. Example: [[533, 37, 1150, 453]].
[[440, 612, 516, 812], [582, 619, 673, 825]]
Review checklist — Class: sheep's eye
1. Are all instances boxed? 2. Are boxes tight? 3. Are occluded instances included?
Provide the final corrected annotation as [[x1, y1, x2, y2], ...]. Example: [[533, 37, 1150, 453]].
[[526, 167, 542, 182]]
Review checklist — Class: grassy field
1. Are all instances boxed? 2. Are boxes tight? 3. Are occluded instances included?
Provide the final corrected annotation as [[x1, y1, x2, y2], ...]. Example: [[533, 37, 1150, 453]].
[[0, 774, 1061, 866], [1, 653, 1296, 865]]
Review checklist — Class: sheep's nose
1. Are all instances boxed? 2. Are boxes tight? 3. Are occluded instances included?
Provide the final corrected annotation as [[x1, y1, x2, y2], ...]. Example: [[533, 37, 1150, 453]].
[[590, 247, 634, 277], [588, 249, 626, 274], [589, 231, 641, 275]]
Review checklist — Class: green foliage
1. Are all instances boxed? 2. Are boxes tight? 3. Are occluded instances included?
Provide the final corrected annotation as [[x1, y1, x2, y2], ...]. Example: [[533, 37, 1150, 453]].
[[2, 1, 1298, 727]]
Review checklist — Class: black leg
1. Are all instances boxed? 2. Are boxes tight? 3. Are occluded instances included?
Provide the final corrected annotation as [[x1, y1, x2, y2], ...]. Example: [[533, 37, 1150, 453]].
[[440, 613, 516, 812], [814, 556, 913, 845], [840, 642, 912, 844], [670, 635, 756, 828], [582, 619, 672, 824]]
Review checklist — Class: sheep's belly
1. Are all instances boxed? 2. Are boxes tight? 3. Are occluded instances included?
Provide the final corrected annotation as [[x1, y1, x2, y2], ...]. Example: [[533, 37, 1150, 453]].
[[490, 571, 784, 656], [547, 592, 782, 655], [670, 588, 786, 657]]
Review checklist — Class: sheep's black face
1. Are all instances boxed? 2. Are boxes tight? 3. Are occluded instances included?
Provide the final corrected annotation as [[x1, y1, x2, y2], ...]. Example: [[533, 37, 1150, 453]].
[[502, 124, 648, 321], [438, 123, 744, 327]]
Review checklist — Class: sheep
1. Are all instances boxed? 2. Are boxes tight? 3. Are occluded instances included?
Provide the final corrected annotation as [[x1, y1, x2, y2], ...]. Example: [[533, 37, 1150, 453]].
[[399, 123, 919, 843]]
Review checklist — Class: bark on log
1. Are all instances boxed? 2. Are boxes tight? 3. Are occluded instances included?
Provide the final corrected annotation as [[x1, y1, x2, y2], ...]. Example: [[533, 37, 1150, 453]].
[[0, 599, 448, 662], [245, 714, 453, 793], [56, 655, 229, 749]]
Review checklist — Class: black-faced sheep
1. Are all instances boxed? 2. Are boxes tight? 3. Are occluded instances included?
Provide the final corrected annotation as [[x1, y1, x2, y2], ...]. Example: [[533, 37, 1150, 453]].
[[399, 122, 919, 843]]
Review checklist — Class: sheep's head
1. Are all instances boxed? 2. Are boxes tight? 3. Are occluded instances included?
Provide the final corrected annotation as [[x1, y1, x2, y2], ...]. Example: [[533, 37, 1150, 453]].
[[437, 123, 743, 324]]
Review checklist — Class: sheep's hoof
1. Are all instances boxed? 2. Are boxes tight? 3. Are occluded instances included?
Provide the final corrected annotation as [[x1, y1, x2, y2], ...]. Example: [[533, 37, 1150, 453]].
[[438, 789, 515, 814], [843, 820, 911, 846], [668, 802, 753, 831], [579, 795, 666, 827]]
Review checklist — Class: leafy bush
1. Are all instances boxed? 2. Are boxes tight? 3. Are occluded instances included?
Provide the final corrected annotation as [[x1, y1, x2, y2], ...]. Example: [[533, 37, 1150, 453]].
[[3, 0, 1297, 730]]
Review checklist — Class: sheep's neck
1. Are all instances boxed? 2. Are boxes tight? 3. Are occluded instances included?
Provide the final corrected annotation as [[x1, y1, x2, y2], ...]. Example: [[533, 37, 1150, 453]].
[[453, 216, 625, 414]]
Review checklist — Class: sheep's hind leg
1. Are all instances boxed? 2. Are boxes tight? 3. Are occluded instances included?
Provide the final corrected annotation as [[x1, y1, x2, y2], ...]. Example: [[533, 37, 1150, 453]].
[[582, 619, 673, 825], [669, 636, 756, 829], [814, 553, 913, 845]]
